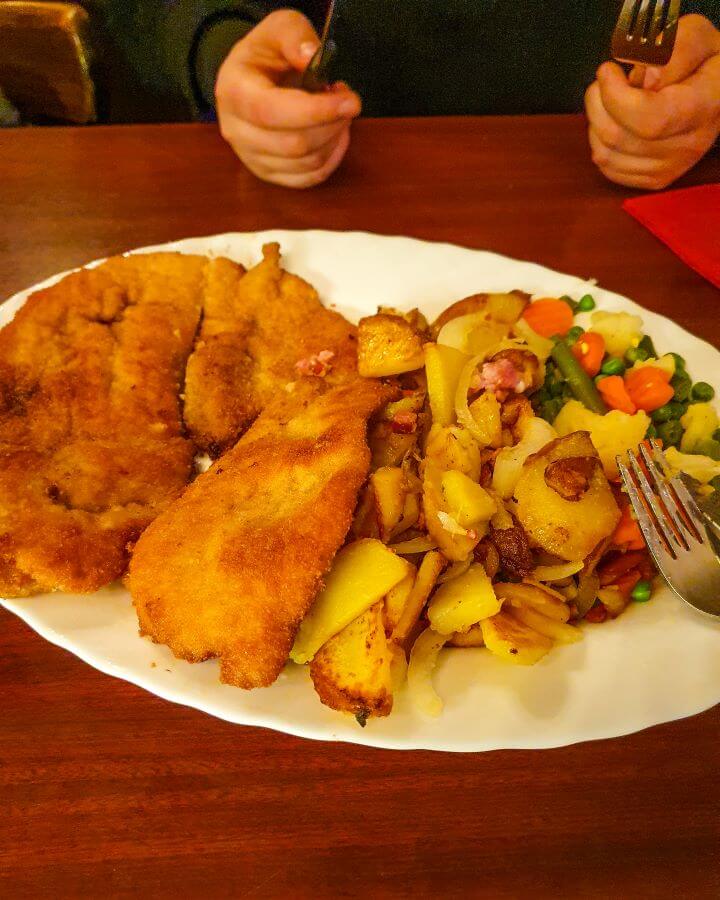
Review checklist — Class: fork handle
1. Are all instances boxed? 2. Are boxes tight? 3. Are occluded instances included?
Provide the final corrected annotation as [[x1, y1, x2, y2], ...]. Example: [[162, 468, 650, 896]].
[[628, 64, 647, 88]]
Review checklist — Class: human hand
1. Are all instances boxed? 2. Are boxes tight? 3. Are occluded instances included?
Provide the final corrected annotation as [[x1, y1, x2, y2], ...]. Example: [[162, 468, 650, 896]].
[[215, 10, 361, 188], [585, 14, 720, 190]]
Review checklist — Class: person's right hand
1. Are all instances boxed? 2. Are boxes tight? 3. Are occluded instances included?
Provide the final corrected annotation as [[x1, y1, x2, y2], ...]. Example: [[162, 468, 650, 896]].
[[215, 10, 361, 188]]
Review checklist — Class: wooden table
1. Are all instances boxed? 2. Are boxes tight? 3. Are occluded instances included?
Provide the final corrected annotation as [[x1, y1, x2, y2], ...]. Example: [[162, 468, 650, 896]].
[[2, 117, 719, 899]]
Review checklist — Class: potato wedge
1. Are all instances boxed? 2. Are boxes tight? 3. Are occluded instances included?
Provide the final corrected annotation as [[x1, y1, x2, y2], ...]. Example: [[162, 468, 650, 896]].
[[310, 602, 394, 720], [424, 424, 482, 481], [440, 471, 497, 529], [291, 539, 409, 664], [448, 624, 485, 647], [425, 343, 471, 426], [494, 582, 570, 623], [485, 291, 530, 324], [510, 605, 581, 644], [384, 566, 416, 634], [469, 391, 503, 448], [392, 550, 446, 645], [371, 466, 407, 541], [358, 313, 425, 377], [481, 612, 553, 665], [514, 432, 621, 562], [427, 562, 501, 635], [370, 422, 418, 469], [389, 491, 421, 540]]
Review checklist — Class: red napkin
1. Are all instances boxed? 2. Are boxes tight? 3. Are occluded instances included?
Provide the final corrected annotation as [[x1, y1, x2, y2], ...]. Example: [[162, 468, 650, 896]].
[[623, 184, 720, 289]]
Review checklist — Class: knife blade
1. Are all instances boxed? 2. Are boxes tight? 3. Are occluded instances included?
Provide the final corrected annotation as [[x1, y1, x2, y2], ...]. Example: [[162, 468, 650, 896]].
[[301, 0, 338, 92]]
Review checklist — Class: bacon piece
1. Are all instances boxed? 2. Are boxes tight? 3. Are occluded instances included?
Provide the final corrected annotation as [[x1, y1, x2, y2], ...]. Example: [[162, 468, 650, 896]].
[[295, 349, 335, 377]]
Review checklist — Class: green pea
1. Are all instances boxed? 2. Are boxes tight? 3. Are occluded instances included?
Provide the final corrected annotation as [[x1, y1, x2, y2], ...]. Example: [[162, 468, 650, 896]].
[[691, 382, 715, 403], [696, 439, 720, 461], [577, 294, 596, 312], [560, 295, 579, 313], [631, 580, 652, 603], [638, 335, 658, 358], [652, 401, 688, 424], [670, 371, 691, 402], [600, 357, 626, 377], [710, 475, 720, 492], [655, 420, 683, 447], [669, 352, 686, 370], [566, 325, 584, 346], [645, 423, 658, 440], [625, 346, 649, 364]]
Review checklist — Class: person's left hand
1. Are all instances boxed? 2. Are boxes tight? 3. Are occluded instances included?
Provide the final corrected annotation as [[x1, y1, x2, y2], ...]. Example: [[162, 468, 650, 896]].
[[585, 14, 720, 190]]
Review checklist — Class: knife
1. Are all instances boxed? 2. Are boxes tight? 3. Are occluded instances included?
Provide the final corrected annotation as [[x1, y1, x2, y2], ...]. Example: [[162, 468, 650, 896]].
[[301, 0, 338, 92]]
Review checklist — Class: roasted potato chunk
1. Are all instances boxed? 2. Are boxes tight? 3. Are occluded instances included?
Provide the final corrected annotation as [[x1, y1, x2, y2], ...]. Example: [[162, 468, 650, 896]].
[[425, 343, 471, 426], [514, 432, 621, 562], [371, 466, 407, 541], [427, 563, 501, 635], [358, 314, 425, 377], [310, 602, 394, 720], [481, 611, 553, 665]]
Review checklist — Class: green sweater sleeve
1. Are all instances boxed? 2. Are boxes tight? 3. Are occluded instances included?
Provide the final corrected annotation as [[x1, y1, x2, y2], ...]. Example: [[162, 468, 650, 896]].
[[190, 3, 280, 113]]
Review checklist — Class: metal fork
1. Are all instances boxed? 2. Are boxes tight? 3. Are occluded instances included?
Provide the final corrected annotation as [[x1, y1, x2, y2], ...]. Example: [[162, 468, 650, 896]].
[[617, 440, 720, 618], [611, 0, 681, 86]]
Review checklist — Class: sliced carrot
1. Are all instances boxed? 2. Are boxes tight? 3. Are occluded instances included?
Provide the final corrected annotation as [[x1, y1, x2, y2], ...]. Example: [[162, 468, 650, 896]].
[[522, 298, 575, 338], [571, 331, 606, 377], [624, 366, 674, 412], [613, 570, 643, 599], [598, 550, 648, 586], [596, 375, 637, 414], [612, 502, 645, 550]]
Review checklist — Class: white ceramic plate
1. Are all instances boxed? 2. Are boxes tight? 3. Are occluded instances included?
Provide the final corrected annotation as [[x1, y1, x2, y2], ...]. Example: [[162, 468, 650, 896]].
[[2, 231, 719, 752]]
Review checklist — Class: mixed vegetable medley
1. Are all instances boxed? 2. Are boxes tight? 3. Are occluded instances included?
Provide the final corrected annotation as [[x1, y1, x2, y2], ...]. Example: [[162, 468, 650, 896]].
[[291, 289, 719, 723]]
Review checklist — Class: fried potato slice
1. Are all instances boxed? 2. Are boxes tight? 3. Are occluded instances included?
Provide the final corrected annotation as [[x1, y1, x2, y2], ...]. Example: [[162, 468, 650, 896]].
[[357, 314, 425, 377], [481, 611, 553, 666], [310, 602, 394, 721], [129, 379, 392, 689]]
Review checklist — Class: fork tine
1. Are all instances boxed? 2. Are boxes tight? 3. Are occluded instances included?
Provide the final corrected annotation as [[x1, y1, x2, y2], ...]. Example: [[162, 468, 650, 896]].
[[635, 0, 654, 40], [648, 441, 707, 540], [616, 0, 642, 35], [647, 0, 668, 45], [638, 443, 692, 547], [616, 456, 674, 561], [626, 450, 683, 552]]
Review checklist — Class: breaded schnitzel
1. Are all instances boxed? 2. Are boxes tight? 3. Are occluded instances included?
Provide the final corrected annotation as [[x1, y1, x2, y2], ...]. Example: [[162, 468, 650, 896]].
[[0, 253, 208, 596], [129, 379, 393, 689], [183, 243, 358, 455]]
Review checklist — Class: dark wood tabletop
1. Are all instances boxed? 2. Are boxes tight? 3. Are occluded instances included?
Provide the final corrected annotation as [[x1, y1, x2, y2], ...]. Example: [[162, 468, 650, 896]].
[[2, 116, 719, 899]]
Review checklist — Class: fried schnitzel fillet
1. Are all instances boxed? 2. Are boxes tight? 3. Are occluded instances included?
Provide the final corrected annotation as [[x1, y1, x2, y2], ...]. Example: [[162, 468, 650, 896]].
[[0, 253, 208, 596], [183, 243, 358, 455], [129, 379, 393, 689]]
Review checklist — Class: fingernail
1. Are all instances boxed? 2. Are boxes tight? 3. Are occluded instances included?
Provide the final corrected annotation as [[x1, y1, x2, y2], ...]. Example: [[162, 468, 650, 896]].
[[644, 67, 662, 90], [300, 41, 318, 59]]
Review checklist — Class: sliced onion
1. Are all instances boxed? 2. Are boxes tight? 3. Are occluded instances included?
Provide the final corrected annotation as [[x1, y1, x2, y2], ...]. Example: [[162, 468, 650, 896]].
[[436, 313, 489, 352], [491, 417, 557, 499], [388, 536, 439, 555], [407, 628, 448, 717], [575, 573, 601, 617], [437, 555, 473, 584], [512, 317, 554, 361], [519, 578, 567, 602], [531, 561, 583, 582], [454, 354, 487, 444]]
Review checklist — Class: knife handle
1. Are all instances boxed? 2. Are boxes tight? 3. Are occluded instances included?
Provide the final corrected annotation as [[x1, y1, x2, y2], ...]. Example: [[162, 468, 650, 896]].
[[300, 39, 337, 93]]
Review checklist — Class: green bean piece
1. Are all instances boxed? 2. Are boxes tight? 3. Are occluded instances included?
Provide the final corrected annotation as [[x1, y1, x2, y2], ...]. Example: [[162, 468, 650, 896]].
[[670, 370, 691, 402], [551, 340, 608, 414], [631, 580, 652, 603], [655, 420, 683, 447], [645, 422, 658, 440], [625, 346, 649, 364], [560, 295, 579, 313], [638, 335, 657, 358], [565, 325, 584, 346], [600, 356, 626, 377], [691, 382, 715, 403], [540, 398, 565, 423], [577, 294, 596, 312], [549, 378, 566, 398], [696, 439, 720, 461], [669, 352, 686, 370]]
